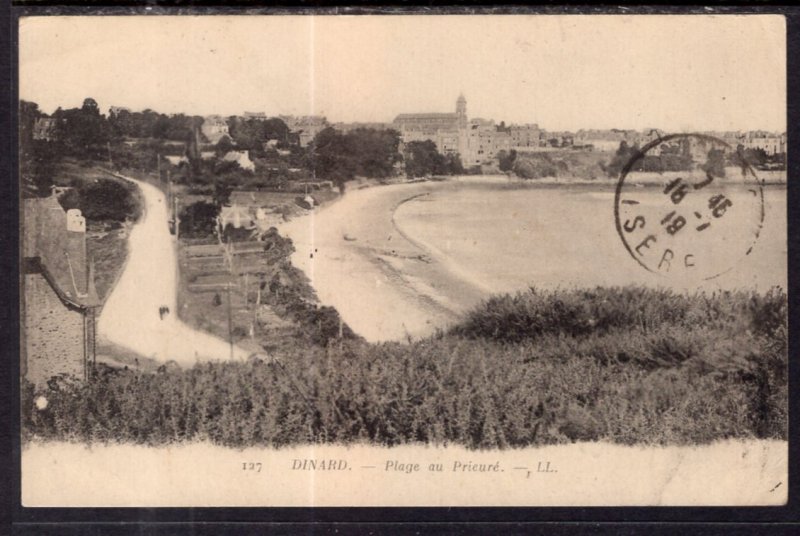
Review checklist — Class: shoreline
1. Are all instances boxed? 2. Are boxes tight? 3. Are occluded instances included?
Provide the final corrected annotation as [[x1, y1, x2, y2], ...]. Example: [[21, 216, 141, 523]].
[[280, 178, 488, 342], [279, 176, 787, 343]]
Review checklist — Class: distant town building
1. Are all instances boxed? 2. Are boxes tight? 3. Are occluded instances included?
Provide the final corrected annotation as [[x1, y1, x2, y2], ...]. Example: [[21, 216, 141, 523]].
[[223, 150, 255, 171], [202, 115, 231, 144], [393, 94, 539, 167], [280, 115, 329, 147], [575, 129, 637, 152], [539, 131, 575, 148], [219, 197, 286, 235], [741, 131, 786, 155], [22, 195, 100, 388], [507, 124, 541, 148], [109, 106, 131, 115], [243, 111, 267, 120], [332, 122, 393, 133], [33, 117, 57, 141], [467, 118, 512, 162]]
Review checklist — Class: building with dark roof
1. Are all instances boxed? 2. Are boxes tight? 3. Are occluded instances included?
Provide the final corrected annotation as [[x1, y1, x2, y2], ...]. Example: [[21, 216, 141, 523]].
[[22, 195, 100, 388]]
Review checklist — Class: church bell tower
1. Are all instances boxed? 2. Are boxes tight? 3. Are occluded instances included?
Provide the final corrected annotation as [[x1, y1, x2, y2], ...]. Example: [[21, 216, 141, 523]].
[[456, 93, 467, 127]]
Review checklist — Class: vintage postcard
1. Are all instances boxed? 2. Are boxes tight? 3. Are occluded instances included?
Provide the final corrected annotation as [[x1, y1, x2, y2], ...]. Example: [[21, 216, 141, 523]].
[[19, 14, 787, 507]]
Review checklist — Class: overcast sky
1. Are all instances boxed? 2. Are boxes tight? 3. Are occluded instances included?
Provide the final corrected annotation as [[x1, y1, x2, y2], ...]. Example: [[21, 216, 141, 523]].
[[20, 15, 786, 132]]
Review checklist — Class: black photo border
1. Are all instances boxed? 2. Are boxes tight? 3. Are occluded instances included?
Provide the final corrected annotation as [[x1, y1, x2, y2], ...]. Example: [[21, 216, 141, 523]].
[[3, 3, 799, 534]]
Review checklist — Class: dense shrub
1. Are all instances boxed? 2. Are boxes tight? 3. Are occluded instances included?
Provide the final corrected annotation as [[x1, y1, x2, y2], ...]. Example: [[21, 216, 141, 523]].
[[22, 287, 787, 449], [58, 178, 142, 223], [179, 201, 218, 239]]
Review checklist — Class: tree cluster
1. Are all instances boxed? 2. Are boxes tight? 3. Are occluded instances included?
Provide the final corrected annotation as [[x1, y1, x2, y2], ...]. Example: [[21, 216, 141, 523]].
[[310, 127, 402, 182], [728, 145, 786, 170], [57, 178, 141, 224], [226, 117, 292, 155], [20, 99, 112, 195], [497, 149, 517, 172], [403, 140, 464, 178], [606, 140, 693, 177], [109, 109, 203, 142], [178, 201, 219, 239]]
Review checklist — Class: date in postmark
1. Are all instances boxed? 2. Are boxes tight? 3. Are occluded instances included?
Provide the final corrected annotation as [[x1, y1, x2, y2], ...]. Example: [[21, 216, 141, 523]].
[[614, 133, 764, 280]]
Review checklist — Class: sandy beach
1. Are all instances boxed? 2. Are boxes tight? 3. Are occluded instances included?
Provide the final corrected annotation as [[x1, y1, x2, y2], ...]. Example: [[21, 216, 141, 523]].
[[280, 179, 491, 342]]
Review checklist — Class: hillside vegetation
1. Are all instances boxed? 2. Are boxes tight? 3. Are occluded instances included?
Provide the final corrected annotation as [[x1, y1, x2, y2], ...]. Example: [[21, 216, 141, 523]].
[[513, 150, 613, 180], [23, 286, 787, 449]]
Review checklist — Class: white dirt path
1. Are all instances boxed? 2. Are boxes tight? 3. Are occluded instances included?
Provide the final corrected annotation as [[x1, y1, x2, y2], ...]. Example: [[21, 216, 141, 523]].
[[97, 175, 250, 365]]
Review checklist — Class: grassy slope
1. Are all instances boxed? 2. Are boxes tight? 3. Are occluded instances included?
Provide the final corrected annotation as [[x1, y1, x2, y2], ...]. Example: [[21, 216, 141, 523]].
[[22, 286, 787, 449], [47, 160, 143, 305]]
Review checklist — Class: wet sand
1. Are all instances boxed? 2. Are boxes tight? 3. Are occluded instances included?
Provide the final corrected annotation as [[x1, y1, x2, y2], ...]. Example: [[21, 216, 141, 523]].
[[280, 180, 490, 342]]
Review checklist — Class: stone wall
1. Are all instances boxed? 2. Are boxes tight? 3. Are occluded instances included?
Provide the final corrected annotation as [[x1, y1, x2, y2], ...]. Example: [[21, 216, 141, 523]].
[[23, 272, 86, 387]]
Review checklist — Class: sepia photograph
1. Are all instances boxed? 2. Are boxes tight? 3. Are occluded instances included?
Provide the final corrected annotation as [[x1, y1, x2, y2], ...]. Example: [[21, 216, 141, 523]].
[[18, 13, 787, 507]]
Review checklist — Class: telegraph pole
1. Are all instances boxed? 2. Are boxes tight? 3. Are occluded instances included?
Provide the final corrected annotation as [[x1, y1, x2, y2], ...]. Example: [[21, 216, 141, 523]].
[[174, 194, 180, 240], [226, 236, 234, 361], [227, 282, 234, 362]]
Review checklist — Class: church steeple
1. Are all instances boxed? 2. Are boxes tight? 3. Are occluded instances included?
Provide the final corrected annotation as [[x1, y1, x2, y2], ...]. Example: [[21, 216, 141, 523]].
[[456, 93, 467, 127]]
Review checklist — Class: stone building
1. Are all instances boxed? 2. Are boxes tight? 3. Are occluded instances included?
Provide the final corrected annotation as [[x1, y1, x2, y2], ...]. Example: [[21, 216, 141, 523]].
[[393, 94, 467, 147], [392, 95, 520, 168], [22, 195, 100, 388], [464, 118, 511, 165], [279, 115, 329, 147], [741, 131, 787, 156], [507, 124, 541, 148], [202, 115, 231, 144], [32, 117, 57, 141]]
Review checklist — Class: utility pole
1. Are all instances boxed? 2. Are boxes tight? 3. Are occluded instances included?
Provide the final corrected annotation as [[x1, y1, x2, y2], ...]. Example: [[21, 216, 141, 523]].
[[254, 276, 261, 340], [226, 236, 235, 361], [227, 282, 234, 361], [174, 194, 180, 240], [167, 168, 173, 205]]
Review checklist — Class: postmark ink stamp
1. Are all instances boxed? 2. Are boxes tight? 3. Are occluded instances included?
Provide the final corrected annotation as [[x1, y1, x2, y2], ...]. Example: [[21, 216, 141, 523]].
[[614, 133, 765, 280]]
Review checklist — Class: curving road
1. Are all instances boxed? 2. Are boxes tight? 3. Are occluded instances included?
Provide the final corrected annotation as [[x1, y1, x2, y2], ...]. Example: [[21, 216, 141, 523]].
[[97, 175, 251, 366]]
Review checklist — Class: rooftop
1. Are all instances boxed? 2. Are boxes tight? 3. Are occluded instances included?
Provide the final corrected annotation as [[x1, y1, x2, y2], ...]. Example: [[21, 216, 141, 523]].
[[23, 195, 99, 308]]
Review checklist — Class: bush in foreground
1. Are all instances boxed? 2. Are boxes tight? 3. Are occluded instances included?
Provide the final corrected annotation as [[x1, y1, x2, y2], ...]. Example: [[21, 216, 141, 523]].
[[22, 287, 787, 449]]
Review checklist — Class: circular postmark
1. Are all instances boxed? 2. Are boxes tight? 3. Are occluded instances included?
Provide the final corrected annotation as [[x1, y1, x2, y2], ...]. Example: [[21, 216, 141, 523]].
[[614, 133, 764, 280]]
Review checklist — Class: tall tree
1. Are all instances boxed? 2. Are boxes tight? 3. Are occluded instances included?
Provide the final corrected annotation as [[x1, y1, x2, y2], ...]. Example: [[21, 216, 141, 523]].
[[53, 97, 110, 158]]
